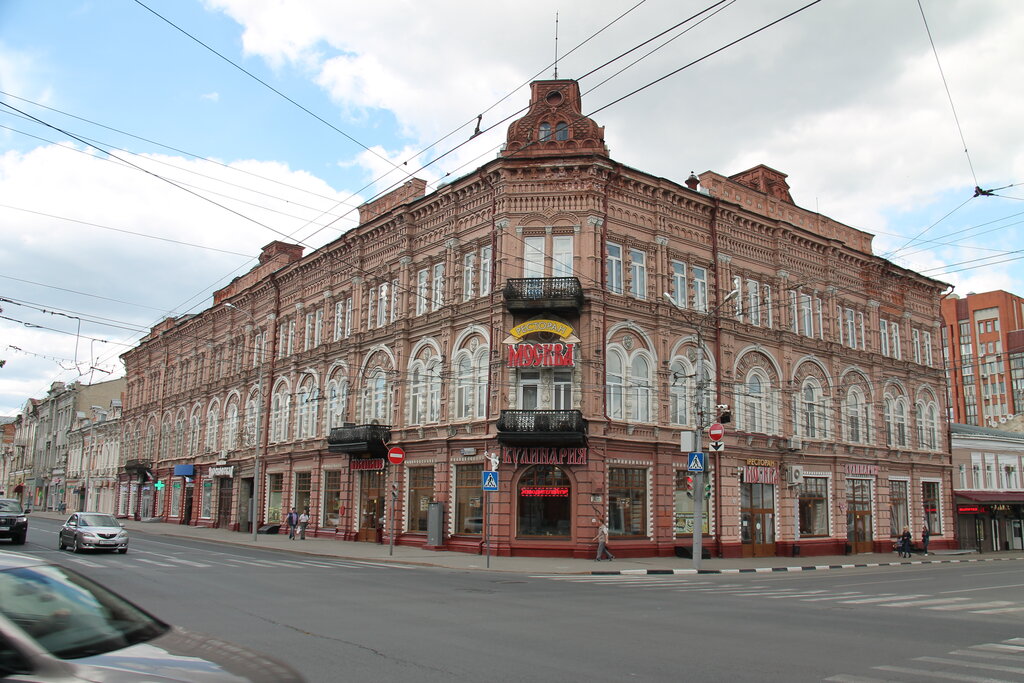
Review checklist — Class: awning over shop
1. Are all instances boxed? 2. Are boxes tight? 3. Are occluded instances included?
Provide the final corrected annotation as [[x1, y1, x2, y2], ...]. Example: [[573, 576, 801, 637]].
[[956, 490, 1024, 503]]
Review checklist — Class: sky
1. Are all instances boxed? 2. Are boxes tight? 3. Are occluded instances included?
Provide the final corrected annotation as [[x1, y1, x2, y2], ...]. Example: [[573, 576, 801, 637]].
[[1, 0, 1023, 417]]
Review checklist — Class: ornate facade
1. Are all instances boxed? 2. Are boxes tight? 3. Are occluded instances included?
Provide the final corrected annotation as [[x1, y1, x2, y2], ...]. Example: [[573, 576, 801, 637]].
[[120, 79, 952, 558]]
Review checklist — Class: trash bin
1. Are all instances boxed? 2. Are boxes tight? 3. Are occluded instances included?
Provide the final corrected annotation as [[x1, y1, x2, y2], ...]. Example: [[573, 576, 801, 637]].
[[257, 524, 280, 535]]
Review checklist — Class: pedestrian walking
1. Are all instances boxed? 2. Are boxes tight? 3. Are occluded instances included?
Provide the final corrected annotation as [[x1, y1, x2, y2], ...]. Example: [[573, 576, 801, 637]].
[[899, 526, 912, 558], [298, 508, 310, 540], [921, 524, 930, 556], [286, 507, 299, 540], [593, 522, 614, 561]]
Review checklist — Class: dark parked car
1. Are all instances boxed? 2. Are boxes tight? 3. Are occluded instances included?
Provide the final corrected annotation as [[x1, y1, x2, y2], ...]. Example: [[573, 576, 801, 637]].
[[0, 551, 305, 681], [58, 512, 129, 553], [0, 498, 29, 545]]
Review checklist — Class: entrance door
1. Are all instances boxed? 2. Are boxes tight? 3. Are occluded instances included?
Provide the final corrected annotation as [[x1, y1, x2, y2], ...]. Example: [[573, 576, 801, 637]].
[[357, 469, 385, 542], [182, 484, 194, 525], [139, 487, 153, 520], [741, 483, 776, 557], [846, 478, 873, 553], [216, 478, 234, 529]]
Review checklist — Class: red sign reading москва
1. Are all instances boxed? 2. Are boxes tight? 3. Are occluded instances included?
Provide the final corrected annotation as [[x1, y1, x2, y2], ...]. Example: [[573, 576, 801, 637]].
[[507, 343, 575, 368]]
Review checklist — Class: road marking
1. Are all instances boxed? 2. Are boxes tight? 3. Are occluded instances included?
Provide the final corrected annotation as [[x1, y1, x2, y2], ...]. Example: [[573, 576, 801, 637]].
[[133, 558, 175, 567], [969, 605, 1024, 614], [914, 656, 1024, 675], [800, 592, 864, 601], [874, 664, 1010, 681], [968, 643, 1024, 653], [923, 601, 1014, 611], [762, 590, 829, 598], [62, 557, 104, 568], [839, 594, 927, 604], [875, 597, 970, 608]]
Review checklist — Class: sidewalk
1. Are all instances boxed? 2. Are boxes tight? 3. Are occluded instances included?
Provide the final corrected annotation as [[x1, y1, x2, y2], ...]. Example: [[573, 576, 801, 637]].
[[30, 511, 1024, 575]]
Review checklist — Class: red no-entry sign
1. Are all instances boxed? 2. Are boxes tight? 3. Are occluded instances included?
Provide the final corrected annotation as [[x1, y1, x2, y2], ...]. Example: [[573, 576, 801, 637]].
[[708, 423, 725, 441], [387, 446, 405, 465]]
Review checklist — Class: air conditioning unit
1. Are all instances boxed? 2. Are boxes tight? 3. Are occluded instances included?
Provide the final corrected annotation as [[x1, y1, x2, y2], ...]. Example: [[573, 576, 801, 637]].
[[786, 465, 805, 486], [786, 436, 803, 451]]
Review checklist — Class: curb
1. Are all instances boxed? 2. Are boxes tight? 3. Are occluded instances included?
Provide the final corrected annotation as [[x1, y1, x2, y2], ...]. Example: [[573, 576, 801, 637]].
[[589, 555, 1023, 575]]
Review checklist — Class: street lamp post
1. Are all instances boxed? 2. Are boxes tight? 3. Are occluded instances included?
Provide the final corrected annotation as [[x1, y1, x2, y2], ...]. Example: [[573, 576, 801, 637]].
[[225, 303, 264, 543], [664, 288, 739, 570]]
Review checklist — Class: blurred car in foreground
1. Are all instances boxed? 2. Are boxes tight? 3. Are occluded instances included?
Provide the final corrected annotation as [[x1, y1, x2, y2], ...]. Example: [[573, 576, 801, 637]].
[[58, 512, 129, 553], [0, 551, 304, 682], [0, 498, 30, 545]]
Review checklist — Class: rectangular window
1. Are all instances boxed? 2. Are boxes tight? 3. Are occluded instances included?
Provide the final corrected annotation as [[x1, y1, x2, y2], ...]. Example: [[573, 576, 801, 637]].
[[200, 479, 213, 519], [606, 242, 623, 294], [747, 279, 760, 325], [304, 313, 314, 351], [762, 284, 773, 328], [671, 261, 687, 308], [479, 246, 492, 296], [294, 471, 311, 516], [455, 464, 484, 535], [880, 319, 890, 356], [432, 263, 444, 310], [344, 298, 352, 337], [267, 473, 284, 524], [889, 480, 909, 537], [922, 481, 941, 534], [789, 290, 798, 333], [416, 268, 429, 315], [733, 276, 744, 320], [845, 308, 856, 348], [837, 306, 845, 346], [858, 312, 866, 351], [609, 467, 647, 537], [692, 266, 707, 311], [408, 466, 434, 533], [314, 309, 323, 347], [815, 297, 823, 339], [391, 279, 399, 323], [170, 480, 182, 517], [923, 331, 933, 366], [798, 477, 829, 537], [367, 286, 376, 330], [322, 471, 342, 527], [912, 328, 921, 364], [891, 322, 901, 360], [800, 294, 813, 337], [629, 248, 647, 299], [553, 235, 573, 278], [524, 236, 545, 278], [674, 470, 710, 535], [463, 252, 476, 301]]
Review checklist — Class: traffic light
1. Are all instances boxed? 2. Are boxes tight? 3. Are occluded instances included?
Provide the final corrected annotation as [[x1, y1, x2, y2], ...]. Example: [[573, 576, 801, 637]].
[[684, 475, 694, 498], [704, 482, 712, 499], [716, 404, 732, 424], [391, 482, 398, 499]]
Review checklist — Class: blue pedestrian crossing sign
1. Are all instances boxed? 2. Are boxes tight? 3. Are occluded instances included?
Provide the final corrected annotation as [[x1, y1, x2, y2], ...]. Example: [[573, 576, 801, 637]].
[[687, 452, 706, 472], [482, 471, 499, 491]]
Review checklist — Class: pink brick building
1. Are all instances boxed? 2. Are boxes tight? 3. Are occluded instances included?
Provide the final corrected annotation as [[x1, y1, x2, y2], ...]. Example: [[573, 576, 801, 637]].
[[120, 79, 952, 558]]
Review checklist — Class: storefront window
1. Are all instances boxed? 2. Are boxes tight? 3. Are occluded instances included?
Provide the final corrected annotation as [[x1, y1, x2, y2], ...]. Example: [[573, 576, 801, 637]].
[[294, 472, 311, 514], [170, 481, 182, 517], [517, 465, 571, 537], [889, 480, 909, 537], [798, 477, 828, 537], [200, 480, 213, 519], [609, 467, 647, 537], [155, 481, 166, 518], [922, 481, 941, 534], [322, 471, 343, 527], [674, 470, 710, 535], [266, 473, 284, 523], [455, 464, 483, 535], [118, 484, 129, 516], [408, 467, 434, 533]]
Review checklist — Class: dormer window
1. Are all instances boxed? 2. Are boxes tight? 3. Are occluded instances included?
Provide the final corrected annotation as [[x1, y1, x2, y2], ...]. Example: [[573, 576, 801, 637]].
[[555, 121, 569, 141], [539, 122, 552, 141]]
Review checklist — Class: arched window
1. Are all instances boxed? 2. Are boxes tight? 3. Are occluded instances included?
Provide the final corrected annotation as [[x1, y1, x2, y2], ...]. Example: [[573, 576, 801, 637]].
[[225, 402, 239, 450], [327, 378, 349, 429], [629, 354, 652, 422], [669, 359, 692, 426], [473, 347, 489, 417], [160, 416, 172, 457], [926, 403, 938, 450], [555, 121, 569, 140], [455, 353, 473, 419], [364, 370, 390, 423], [883, 395, 895, 446], [427, 359, 441, 423], [915, 402, 926, 448], [517, 465, 571, 537], [539, 122, 552, 141], [244, 390, 259, 447], [743, 374, 765, 433], [799, 379, 825, 439], [607, 349, 625, 419], [174, 415, 186, 458], [409, 365, 426, 425], [270, 383, 290, 443], [145, 425, 156, 460], [844, 388, 867, 443], [296, 378, 318, 439], [189, 413, 201, 454], [205, 406, 219, 452], [894, 398, 908, 447]]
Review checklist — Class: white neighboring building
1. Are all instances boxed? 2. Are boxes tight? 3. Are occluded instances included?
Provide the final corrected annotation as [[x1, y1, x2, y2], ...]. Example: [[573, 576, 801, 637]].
[[951, 423, 1024, 551]]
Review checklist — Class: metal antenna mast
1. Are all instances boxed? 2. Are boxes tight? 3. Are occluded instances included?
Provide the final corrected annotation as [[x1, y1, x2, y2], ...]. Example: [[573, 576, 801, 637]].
[[554, 12, 559, 78]]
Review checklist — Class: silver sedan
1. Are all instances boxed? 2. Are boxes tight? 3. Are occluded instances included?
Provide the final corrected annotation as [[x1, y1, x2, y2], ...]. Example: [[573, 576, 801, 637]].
[[58, 512, 129, 553]]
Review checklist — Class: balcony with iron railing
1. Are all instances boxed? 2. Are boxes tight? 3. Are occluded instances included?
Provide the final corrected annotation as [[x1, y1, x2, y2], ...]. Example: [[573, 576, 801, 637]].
[[503, 277, 583, 314], [327, 424, 392, 457], [496, 410, 587, 446]]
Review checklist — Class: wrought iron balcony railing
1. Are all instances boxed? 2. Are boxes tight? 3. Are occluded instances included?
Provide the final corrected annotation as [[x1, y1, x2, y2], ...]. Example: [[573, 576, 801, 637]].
[[496, 410, 587, 446], [503, 277, 583, 314], [327, 424, 392, 457]]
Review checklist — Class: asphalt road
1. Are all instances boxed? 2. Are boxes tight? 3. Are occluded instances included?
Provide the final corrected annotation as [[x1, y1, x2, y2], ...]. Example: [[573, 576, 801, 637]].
[[8, 518, 1024, 682]]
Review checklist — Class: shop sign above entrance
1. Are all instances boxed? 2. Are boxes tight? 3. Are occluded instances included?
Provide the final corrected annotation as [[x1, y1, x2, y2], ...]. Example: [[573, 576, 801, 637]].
[[351, 458, 385, 471], [502, 447, 588, 466], [503, 319, 580, 368]]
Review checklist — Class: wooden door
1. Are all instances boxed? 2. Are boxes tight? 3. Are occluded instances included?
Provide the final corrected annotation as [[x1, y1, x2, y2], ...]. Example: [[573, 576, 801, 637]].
[[741, 483, 776, 557], [216, 478, 233, 529]]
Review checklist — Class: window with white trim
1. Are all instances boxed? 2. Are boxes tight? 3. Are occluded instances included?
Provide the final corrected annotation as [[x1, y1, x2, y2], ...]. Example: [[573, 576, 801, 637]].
[[480, 246, 492, 295], [607, 242, 623, 294], [629, 248, 647, 299], [693, 267, 708, 311], [670, 261, 687, 308], [463, 252, 476, 301], [416, 269, 429, 315]]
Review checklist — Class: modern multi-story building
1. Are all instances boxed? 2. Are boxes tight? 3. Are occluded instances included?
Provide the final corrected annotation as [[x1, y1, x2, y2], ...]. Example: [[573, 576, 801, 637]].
[[951, 422, 1024, 551], [120, 78, 952, 558], [941, 290, 1024, 427]]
